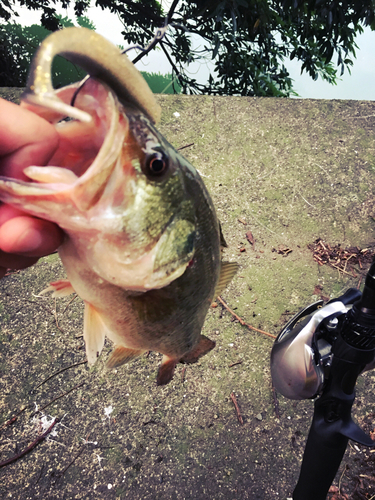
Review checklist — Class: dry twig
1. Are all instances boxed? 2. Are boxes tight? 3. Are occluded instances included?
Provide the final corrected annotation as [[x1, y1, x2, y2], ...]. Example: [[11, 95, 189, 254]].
[[230, 392, 244, 425], [4, 269, 20, 277], [0, 406, 28, 432], [53, 297, 66, 333], [34, 360, 87, 390], [26, 298, 66, 333], [228, 361, 243, 368], [309, 238, 374, 277], [0, 418, 59, 468], [58, 446, 86, 477], [62, 294, 78, 314], [177, 142, 194, 151], [338, 463, 349, 495], [217, 297, 276, 339], [32, 381, 85, 417]]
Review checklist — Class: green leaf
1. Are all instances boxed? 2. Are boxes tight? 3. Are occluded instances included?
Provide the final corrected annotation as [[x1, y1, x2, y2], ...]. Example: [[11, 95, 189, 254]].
[[1, 0, 372, 96]]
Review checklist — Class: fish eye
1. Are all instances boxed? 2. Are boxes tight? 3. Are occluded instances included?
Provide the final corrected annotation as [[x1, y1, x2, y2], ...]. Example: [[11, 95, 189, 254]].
[[144, 151, 169, 178]]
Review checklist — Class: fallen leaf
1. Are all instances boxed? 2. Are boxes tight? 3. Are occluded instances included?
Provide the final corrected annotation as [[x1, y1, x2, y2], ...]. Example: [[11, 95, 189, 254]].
[[246, 231, 255, 245]]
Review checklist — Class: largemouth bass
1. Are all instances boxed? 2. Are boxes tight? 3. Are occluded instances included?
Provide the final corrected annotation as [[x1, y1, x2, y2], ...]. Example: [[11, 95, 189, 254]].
[[0, 27, 238, 385]]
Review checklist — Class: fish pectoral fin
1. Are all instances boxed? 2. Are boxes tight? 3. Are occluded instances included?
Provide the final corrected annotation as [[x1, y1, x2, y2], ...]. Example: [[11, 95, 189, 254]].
[[40, 279, 75, 298], [213, 261, 239, 300], [107, 346, 144, 369], [157, 355, 177, 386], [83, 302, 106, 365], [180, 335, 216, 364]]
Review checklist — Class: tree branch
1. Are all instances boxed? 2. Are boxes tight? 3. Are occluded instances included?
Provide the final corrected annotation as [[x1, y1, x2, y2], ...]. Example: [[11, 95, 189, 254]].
[[131, 0, 181, 64]]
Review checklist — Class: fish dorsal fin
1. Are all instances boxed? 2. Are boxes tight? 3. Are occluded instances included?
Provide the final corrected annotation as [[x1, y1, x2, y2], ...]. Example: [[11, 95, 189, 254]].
[[107, 346, 144, 369], [213, 261, 239, 299], [219, 222, 228, 248], [83, 302, 106, 365]]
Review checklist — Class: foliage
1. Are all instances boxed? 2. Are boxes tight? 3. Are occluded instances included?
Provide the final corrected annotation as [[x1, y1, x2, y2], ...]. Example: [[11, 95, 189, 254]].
[[0, 19, 182, 94], [0, 16, 93, 87], [141, 72, 182, 94], [1, 0, 374, 96]]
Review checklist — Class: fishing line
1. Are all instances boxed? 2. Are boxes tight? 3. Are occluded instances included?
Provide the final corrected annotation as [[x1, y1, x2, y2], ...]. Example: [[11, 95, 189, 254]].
[[70, 75, 90, 108]]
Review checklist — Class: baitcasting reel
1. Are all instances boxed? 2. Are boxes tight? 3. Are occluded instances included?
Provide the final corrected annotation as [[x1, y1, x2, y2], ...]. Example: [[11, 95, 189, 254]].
[[271, 261, 375, 500], [271, 288, 375, 400]]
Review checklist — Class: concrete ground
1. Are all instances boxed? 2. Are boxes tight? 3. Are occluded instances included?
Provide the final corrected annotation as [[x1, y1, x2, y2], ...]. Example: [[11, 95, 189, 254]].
[[1, 90, 375, 499]]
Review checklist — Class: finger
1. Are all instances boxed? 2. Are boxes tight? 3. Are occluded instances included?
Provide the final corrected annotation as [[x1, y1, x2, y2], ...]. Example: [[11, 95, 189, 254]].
[[0, 204, 28, 226], [0, 250, 38, 271], [0, 216, 64, 257], [0, 98, 59, 179]]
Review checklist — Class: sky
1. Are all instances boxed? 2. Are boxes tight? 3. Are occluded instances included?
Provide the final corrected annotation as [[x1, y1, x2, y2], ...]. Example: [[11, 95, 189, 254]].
[[13, 4, 375, 101], [285, 27, 375, 100]]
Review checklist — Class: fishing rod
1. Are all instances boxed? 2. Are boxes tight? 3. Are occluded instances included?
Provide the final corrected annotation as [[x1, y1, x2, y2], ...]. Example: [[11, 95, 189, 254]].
[[271, 260, 375, 500]]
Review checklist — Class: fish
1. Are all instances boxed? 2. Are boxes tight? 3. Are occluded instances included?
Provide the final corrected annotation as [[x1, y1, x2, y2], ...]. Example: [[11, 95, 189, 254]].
[[0, 27, 238, 385]]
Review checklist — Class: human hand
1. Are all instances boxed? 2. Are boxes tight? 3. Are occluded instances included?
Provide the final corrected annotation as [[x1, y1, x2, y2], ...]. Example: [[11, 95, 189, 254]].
[[0, 98, 63, 278]]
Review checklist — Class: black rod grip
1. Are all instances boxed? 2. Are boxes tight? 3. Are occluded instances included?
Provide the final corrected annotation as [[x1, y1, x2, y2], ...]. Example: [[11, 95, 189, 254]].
[[356, 260, 375, 313], [293, 425, 348, 500]]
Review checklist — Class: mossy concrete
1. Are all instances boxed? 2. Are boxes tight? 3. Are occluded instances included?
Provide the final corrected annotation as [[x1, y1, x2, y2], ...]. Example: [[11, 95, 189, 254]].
[[1, 89, 375, 499]]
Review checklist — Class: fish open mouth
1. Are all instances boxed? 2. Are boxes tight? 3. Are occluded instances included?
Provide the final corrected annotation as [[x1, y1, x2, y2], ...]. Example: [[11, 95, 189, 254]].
[[45, 79, 116, 179], [19, 78, 132, 213], [16, 26, 161, 211], [16, 78, 194, 290], [0, 28, 197, 292], [22, 78, 123, 182]]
